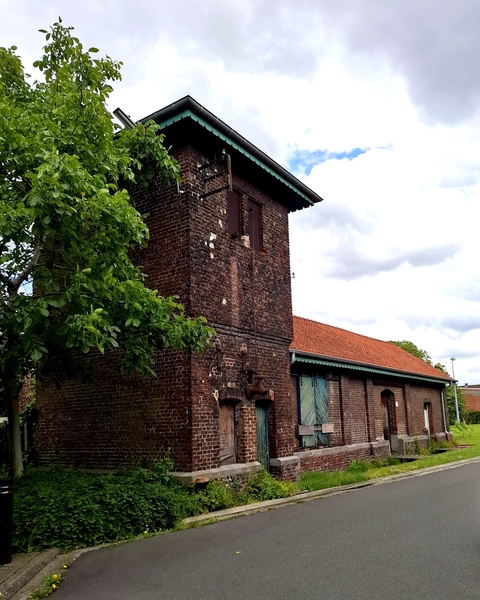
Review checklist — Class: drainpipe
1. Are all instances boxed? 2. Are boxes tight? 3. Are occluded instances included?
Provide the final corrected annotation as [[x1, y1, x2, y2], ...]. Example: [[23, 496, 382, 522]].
[[440, 386, 448, 435], [290, 352, 296, 366]]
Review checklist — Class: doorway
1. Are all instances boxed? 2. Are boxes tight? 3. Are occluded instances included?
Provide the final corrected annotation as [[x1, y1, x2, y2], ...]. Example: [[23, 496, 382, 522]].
[[381, 395, 391, 442], [219, 402, 237, 465], [424, 402, 433, 437], [256, 404, 270, 471], [381, 390, 397, 451]]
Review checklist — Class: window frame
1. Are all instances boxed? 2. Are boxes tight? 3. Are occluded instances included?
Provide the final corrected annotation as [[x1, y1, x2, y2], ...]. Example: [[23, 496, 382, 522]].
[[247, 198, 262, 253]]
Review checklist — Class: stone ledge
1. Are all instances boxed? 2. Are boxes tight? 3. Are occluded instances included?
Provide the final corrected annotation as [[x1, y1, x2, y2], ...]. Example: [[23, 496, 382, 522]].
[[295, 441, 389, 460], [270, 456, 300, 467], [172, 462, 262, 483]]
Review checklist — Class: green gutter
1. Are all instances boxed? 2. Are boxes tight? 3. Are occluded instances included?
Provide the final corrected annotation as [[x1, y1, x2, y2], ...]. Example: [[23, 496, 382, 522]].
[[292, 354, 449, 385], [158, 110, 315, 206]]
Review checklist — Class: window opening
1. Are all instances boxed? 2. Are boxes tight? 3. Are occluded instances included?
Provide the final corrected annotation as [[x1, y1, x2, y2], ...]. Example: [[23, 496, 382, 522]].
[[298, 375, 329, 447], [424, 402, 433, 436], [248, 199, 262, 252], [227, 190, 242, 238]]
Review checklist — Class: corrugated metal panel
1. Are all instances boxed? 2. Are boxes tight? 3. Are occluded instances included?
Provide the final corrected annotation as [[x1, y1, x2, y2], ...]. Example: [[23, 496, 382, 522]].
[[293, 355, 447, 385]]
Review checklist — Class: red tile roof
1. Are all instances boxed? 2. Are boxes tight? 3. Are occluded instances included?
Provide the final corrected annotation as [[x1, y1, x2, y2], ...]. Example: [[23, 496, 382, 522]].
[[291, 316, 451, 381]]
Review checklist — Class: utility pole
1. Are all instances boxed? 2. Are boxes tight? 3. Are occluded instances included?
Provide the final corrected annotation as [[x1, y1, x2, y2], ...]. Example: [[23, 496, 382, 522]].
[[451, 357, 460, 423]]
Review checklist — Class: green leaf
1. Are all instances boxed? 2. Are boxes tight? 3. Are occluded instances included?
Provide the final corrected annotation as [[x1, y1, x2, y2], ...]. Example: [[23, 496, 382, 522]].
[[31, 349, 43, 361], [0, 20, 213, 475]]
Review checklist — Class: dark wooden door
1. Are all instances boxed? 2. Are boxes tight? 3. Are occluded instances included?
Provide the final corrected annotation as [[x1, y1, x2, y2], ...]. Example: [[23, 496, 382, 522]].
[[219, 403, 236, 465], [381, 396, 391, 442]]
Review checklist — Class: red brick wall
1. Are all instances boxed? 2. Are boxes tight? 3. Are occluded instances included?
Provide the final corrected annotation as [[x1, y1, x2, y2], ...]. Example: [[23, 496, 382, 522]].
[[35, 347, 193, 470], [297, 442, 391, 474], [290, 368, 447, 456], [35, 141, 296, 472], [407, 383, 445, 435], [462, 387, 480, 411]]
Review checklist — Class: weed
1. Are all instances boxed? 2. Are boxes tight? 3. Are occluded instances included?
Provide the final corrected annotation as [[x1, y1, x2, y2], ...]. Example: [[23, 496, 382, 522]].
[[28, 568, 67, 599], [414, 437, 422, 455], [345, 459, 371, 473], [240, 471, 295, 502], [198, 479, 236, 512]]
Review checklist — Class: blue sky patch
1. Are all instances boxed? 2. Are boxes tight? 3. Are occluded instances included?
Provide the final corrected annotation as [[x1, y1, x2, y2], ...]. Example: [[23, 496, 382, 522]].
[[287, 147, 369, 175]]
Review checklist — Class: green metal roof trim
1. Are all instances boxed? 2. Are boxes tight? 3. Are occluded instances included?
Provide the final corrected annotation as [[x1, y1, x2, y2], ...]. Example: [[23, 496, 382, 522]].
[[140, 96, 323, 210], [158, 109, 314, 205], [291, 353, 449, 385]]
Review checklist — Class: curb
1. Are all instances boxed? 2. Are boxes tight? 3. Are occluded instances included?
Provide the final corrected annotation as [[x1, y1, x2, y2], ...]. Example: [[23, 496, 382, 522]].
[[2, 548, 94, 600], [1, 549, 59, 600], [183, 455, 480, 526]]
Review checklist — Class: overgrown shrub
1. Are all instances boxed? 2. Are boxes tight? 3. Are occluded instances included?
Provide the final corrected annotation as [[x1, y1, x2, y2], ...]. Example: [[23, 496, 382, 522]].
[[13, 461, 200, 552], [240, 470, 295, 502], [197, 479, 237, 512], [13, 464, 296, 553], [197, 471, 295, 512], [465, 410, 480, 425]]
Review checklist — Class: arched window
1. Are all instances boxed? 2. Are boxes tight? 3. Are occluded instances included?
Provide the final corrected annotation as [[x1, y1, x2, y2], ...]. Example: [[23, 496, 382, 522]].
[[424, 402, 434, 436], [381, 390, 397, 447]]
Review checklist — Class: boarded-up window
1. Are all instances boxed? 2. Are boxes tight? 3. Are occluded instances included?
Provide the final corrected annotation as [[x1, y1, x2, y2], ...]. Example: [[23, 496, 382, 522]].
[[248, 199, 262, 252], [298, 375, 329, 447], [219, 403, 236, 465], [227, 190, 242, 238]]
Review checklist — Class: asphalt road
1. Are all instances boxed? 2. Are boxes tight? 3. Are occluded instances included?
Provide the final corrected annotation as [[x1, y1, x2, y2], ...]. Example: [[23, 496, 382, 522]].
[[56, 463, 480, 600]]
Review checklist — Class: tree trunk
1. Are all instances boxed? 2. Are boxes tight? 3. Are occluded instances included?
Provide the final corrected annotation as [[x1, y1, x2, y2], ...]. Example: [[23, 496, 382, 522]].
[[6, 377, 23, 477]]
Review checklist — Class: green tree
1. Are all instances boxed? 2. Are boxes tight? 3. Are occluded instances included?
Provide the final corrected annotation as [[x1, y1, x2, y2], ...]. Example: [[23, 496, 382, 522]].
[[0, 21, 214, 475], [433, 363, 466, 423], [389, 340, 432, 364]]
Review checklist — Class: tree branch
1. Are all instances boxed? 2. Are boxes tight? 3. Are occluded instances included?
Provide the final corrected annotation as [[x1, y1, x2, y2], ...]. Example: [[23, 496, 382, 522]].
[[9, 243, 42, 296]]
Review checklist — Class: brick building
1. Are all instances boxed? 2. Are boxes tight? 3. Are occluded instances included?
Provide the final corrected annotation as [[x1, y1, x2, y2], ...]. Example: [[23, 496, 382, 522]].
[[34, 96, 321, 479], [287, 317, 451, 477], [461, 384, 480, 411], [34, 96, 451, 480]]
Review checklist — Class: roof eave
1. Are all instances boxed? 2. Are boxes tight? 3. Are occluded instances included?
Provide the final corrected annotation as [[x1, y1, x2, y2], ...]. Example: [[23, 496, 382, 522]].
[[140, 96, 323, 211], [290, 349, 452, 385]]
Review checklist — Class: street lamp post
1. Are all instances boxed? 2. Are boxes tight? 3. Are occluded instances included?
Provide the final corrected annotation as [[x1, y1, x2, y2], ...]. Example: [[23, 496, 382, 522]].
[[451, 357, 460, 424]]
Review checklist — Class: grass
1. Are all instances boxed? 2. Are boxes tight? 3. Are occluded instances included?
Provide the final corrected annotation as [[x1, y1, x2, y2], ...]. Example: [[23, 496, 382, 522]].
[[298, 424, 480, 492]]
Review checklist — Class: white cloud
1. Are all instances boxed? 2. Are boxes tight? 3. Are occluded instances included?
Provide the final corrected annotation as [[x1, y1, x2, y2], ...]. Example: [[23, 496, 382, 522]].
[[3, 0, 480, 385]]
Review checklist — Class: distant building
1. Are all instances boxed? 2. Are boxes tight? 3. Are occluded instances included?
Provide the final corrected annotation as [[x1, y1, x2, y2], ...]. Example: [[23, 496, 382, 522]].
[[460, 384, 480, 411]]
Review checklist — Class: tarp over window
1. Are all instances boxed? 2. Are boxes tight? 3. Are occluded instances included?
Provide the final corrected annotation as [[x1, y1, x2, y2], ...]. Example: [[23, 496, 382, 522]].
[[299, 375, 330, 446]]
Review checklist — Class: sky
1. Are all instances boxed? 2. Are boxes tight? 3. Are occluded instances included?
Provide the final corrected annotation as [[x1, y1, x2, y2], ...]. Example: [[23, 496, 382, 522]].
[[1, 0, 480, 385]]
